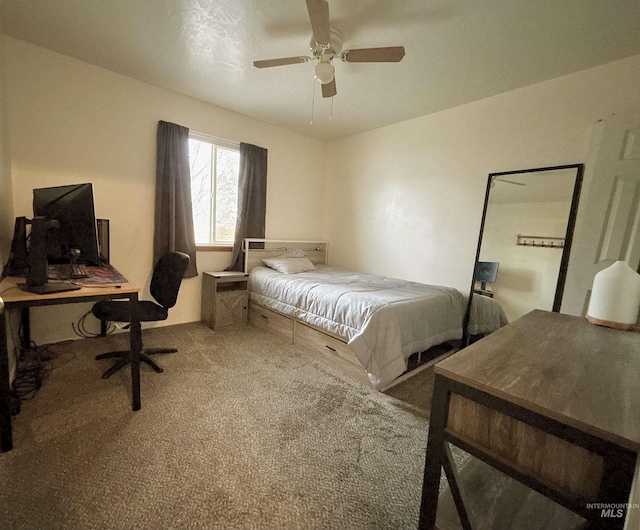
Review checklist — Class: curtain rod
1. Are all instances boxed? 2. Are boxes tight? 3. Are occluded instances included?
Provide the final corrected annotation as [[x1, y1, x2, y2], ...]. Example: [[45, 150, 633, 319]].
[[189, 130, 240, 150]]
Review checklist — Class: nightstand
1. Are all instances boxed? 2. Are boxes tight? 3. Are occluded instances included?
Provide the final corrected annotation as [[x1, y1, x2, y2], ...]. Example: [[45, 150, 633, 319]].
[[201, 271, 249, 330]]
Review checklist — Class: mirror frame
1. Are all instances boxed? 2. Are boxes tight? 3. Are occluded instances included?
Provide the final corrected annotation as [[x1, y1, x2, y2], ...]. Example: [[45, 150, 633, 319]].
[[463, 163, 584, 341]]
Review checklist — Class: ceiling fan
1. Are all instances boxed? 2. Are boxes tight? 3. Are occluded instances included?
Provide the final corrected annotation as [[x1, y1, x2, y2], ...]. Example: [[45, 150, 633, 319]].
[[492, 176, 527, 188], [253, 0, 406, 98]]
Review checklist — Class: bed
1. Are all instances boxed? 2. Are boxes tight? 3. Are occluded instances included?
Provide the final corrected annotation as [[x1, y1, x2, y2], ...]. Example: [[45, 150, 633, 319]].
[[243, 239, 506, 390]]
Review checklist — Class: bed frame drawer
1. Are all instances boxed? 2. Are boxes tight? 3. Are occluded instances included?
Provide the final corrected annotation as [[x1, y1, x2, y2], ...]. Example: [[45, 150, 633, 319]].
[[294, 322, 361, 368], [248, 302, 294, 342]]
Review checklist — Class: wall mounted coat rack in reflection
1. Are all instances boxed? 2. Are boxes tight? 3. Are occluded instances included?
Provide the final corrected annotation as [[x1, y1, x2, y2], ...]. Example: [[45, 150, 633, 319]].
[[516, 234, 565, 248]]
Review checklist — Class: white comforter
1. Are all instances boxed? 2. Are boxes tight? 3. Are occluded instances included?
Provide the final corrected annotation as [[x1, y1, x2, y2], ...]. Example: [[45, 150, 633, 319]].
[[249, 266, 466, 388]]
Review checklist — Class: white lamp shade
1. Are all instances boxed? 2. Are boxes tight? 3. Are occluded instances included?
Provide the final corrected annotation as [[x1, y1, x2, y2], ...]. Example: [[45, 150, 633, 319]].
[[314, 62, 334, 84], [587, 261, 640, 330]]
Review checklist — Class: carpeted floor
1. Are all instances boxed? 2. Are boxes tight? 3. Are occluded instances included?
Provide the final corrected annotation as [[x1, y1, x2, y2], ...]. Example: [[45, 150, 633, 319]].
[[1, 322, 444, 529]]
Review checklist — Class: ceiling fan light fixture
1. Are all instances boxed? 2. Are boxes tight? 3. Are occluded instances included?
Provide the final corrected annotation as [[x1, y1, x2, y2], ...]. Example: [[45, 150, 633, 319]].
[[253, 1, 406, 100], [314, 61, 335, 84]]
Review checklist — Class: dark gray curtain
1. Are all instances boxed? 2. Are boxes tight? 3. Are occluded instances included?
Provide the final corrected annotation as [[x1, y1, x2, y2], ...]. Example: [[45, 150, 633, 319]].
[[154, 121, 198, 278], [226, 143, 267, 271]]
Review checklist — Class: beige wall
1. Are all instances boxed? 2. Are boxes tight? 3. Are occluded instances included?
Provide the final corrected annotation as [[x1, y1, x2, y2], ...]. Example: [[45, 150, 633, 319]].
[[479, 201, 571, 322], [0, 33, 17, 380], [5, 37, 326, 344], [0, 34, 12, 270], [323, 54, 640, 303]]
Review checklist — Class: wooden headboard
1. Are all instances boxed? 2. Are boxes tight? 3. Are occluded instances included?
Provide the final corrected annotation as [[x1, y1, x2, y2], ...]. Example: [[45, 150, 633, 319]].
[[243, 239, 328, 272]]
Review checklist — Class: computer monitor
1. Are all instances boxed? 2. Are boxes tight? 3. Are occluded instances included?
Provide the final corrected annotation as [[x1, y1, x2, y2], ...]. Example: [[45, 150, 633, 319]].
[[475, 261, 499, 290], [32, 183, 101, 265]]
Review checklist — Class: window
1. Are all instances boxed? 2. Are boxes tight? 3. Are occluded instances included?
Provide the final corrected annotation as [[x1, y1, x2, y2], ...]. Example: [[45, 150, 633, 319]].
[[189, 133, 240, 247]]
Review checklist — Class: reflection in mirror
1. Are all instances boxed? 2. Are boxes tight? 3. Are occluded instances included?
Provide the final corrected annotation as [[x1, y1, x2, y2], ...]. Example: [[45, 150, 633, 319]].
[[469, 164, 583, 330]]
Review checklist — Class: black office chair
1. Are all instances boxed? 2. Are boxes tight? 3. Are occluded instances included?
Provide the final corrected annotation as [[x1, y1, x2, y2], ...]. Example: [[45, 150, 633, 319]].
[[92, 252, 190, 379]]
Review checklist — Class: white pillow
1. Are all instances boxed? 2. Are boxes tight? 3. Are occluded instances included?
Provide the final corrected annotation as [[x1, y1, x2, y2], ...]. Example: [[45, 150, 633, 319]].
[[262, 256, 316, 274]]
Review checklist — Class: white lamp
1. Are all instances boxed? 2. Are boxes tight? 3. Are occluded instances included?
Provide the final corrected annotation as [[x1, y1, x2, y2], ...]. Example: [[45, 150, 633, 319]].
[[587, 261, 640, 330], [314, 61, 334, 84]]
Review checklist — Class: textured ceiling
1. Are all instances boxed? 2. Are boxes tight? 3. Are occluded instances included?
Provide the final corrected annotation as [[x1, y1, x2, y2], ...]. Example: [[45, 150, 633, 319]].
[[489, 168, 578, 204], [2, 0, 640, 142]]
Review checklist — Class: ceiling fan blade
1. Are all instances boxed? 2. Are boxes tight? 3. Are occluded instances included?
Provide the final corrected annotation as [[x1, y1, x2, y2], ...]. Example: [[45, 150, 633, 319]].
[[253, 56, 310, 68], [321, 78, 336, 98], [342, 46, 405, 63], [494, 177, 527, 186], [306, 0, 331, 45]]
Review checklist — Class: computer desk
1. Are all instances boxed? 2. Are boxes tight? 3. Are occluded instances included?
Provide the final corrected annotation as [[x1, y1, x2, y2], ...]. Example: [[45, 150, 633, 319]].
[[0, 273, 141, 453]]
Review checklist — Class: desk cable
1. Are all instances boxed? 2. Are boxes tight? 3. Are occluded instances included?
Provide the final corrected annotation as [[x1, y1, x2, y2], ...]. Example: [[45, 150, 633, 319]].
[[4, 308, 117, 415], [72, 310, 115, 339], [6, 307, 80, 415]]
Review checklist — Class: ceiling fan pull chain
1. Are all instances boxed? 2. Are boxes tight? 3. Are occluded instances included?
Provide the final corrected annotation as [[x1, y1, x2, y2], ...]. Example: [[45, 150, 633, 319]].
[[310, 78, 316, 124], [330, 95, 333, 120]]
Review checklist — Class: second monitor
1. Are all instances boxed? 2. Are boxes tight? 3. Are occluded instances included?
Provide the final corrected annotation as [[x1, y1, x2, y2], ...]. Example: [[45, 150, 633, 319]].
[[475, 261, 499, 291]]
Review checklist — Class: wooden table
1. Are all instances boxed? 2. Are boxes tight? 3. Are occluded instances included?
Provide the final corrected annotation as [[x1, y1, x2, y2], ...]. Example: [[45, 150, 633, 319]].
[[419, 310, 640, 529], [0, 275, 141, 453]]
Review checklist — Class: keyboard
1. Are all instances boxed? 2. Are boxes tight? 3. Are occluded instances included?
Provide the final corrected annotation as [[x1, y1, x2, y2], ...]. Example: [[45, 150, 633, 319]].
[[47, 263, 90, 280]]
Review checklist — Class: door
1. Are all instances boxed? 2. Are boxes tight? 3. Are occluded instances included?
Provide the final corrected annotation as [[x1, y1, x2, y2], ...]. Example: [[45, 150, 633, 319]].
[[562, 114, 640, 317]]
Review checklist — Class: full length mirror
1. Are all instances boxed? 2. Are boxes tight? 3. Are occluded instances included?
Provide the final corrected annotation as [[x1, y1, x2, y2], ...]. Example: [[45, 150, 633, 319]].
[[469, 164, 583, 329]]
